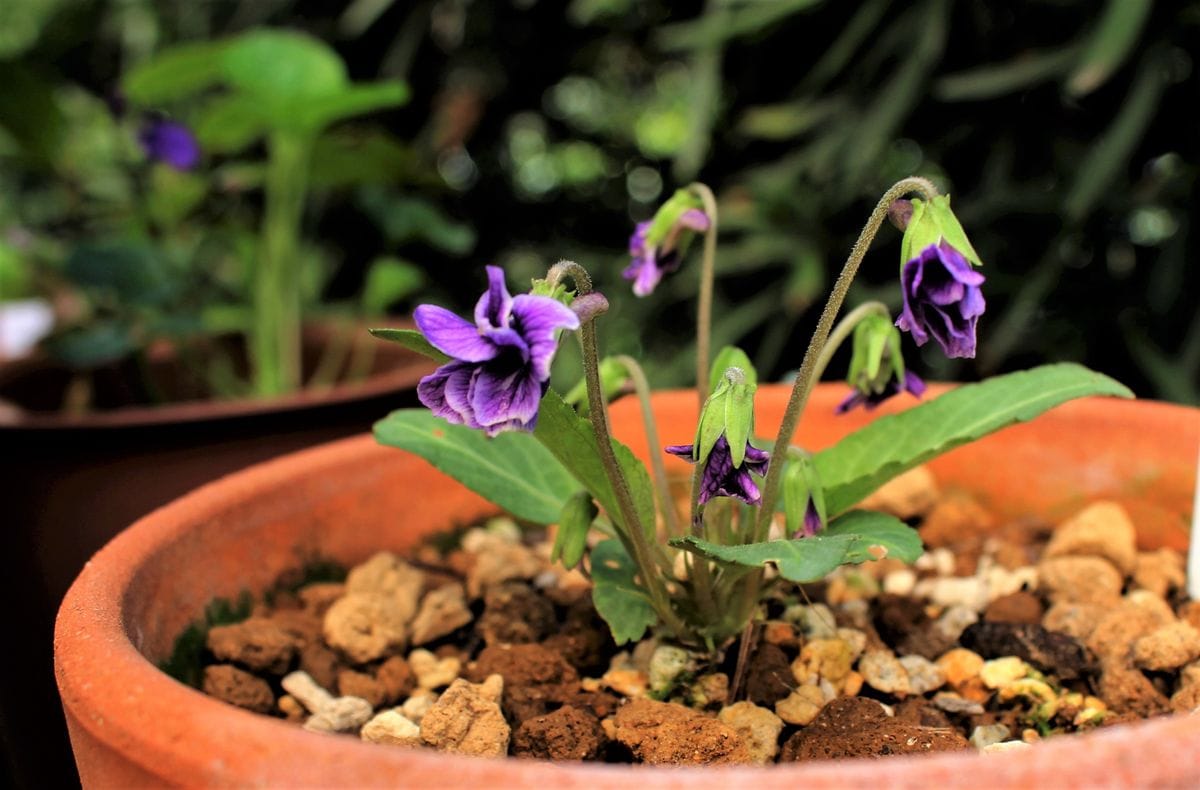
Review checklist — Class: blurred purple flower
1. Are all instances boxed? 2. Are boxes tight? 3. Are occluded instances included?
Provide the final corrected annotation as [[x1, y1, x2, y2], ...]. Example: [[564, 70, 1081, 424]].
[[624, 208, 710, 296], [835, 370, 927, 414], [896, 242, 985, 358], [415, 266, 579, 435], [665, 435, 769, 506], [138, 117, 201, 171]]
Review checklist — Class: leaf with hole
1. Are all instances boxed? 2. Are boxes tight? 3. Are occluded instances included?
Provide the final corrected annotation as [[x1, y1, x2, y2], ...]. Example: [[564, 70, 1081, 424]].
[[590, 539, 658, 645]]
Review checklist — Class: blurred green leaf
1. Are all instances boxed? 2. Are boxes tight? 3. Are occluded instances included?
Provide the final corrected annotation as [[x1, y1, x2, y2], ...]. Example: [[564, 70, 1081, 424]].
[[935, 47, 1079, 101], [358, 188, 476, 256], [64, 243, 175, 306], [296, 81, 409, 132], [1064, 49, 1169, 223], [308, 129, 420, 189], [0, 63, 65, 165], [737, 98, 844, 141], [147, 165, 208, 230], [803, 0, 888, 90], [362, 256, 424, 314], [1066, 0, 1153, 97], [219, 30, 347, 102], [45, 322, 136, 369], [124, 40, 230, 103], [0, 0, 67, 58], [655, 0, 823, 52], [193, 94, 270, 154]]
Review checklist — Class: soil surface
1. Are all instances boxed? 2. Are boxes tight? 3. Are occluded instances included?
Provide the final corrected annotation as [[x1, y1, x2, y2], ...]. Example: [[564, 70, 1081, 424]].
[[177, 466, 1199, 765]]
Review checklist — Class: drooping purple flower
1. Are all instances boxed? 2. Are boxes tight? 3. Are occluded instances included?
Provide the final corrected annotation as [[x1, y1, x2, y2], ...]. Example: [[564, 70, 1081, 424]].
[[799, 497, 823, 538], [624, 208, 710, 297], [665, 435, 770, 506], [835, 370, 927, 414], [895, 241, 985, 358], [138, 117, 201, 171], [415, 266, 580, 435]]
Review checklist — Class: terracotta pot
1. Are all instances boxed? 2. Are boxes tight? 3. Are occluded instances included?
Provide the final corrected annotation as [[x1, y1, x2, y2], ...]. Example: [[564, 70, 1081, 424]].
[[3, 324, 433, 787], [55, 384, 1198, 787]]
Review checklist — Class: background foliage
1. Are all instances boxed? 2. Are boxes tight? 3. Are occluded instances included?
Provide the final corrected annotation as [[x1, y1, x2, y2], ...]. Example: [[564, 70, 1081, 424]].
[[1, 0, 1196, 403]]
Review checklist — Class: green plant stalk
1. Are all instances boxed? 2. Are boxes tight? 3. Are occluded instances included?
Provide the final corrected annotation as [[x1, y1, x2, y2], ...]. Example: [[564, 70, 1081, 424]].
[[547, 262, 690, 639], [752, 176, 938, 539], [690, 182, 718, 407], [613, 354, 682, 539], [252, 131, 313, 397], [731, 177, 939, 649]]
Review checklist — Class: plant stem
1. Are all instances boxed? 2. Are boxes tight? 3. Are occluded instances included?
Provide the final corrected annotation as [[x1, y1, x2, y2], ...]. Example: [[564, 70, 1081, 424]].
[[689, 182, 718, 407], [753, 176, 938, 539], [613, 354, 682, 539], [810, 300, 891, 387], [547, 261, 690, 638], [251, 131, 312, 397]]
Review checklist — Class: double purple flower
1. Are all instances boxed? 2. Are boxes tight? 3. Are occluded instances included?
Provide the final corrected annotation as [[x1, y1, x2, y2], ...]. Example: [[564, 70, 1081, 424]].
[[665, 435, 770, 506], [896, 242, 985, 359], [835, 370, 927, 414], [415, 266, 579, 435], [624, 208, 710, 297]]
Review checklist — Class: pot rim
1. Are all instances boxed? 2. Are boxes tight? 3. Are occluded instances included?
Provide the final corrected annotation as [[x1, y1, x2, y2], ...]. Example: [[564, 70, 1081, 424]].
[[54, 385, 1200, 787], [1, 322, 431, 431]]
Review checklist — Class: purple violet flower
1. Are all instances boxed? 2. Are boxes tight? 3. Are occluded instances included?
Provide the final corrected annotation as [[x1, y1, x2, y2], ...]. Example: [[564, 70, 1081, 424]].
[[665, 435, 770, 506], [799, 497, 823, 538], [895, 241, 986, 358], [624, 208, 710, 297], [835, 370, 927, 414], [138, 117, 201, 171], [415, 266, 580, 436]]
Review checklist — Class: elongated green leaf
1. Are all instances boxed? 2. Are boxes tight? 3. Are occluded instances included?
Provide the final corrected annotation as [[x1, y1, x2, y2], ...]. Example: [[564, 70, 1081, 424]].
[[1066, 0, 1152, 97], [815, 364, 1133, 515], [368, 328, 449, 363], [373, 409, 577, 524], [533, 390, 658, 538], [123, 40, 229, 103], [934, 47, 1079, 102], [297, 81, 409, 132], [590, 540, 657, 644], [671, 511, 921, 583]]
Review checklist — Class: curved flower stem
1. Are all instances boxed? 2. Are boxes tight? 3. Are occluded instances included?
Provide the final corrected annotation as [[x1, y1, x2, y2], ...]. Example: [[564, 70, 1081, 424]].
[[752, 176, 939, 540], [689, 182, 718, 407], [613, 354, 682, 539], [809, 300, 891, 387], [547, 261, 689, 638]]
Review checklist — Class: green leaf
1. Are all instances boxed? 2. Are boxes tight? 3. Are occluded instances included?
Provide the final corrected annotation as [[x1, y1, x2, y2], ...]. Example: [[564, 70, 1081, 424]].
[[590, 539, 658, 644], [1066, 0, 1152, 97], [64, 243, 175, 306], [123, 40, 230, 103], [296, 81, 409, 132], [670, 510, 921, 583], [533, 390, 657, 538], [219, 30, 347, 102], [815, 364, 1134, 515], [553, 491, 597, 570], [368, 328, 449, 363], [373, 409, 578, 525], [362, 257, 424, 315], [45, 322, 136, 369], [193, 94, 270, 154], [358, 189, 477, 256], [934, 47, 1080, 102], [563, 357, 629, 412]]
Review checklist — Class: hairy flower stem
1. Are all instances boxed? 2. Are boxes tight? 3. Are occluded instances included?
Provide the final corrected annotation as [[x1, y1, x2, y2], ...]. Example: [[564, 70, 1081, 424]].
[[689, 182, 718, 407], [547, 261, 689, 638], [614, 355, 682, 539], [752, 177, 938, 540], [810, 301, 891, 386]]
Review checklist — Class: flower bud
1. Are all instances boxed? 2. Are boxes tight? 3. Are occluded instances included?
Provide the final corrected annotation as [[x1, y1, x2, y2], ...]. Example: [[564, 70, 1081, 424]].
[[692, 367, 756, 467], [899, 195, 983, 271], [783, 452, 825, 538]]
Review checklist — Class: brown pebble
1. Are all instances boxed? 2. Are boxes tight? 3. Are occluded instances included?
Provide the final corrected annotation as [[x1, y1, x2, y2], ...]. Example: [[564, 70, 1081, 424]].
[[984, 591, 1044, 625], [1037, 556, 1122, 606], [203, 664, 275, 713], [744, 643, 795, 708], [612, 698, 750, 765], [207, 617, 298, 675], [780, 697, 969, 761], [299, 642, 342, 692], [513, 705, 606, 761], [476, 582, 556, 645], [376, 655, 416, 703], [338, 668, 387, 708], [959, 621, 1094, 679]]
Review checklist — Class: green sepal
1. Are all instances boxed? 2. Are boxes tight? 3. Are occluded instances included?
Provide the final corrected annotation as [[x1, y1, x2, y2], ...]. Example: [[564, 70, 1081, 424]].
[[846, 313, 903, 395], [553, 490, 597, 570], [530, 277, 575, 305], [723, 378, 756, 467], [708, 346, 757, 393], [645, 188, 704, 248], [900, 195, 984, 270], [693, 375, 731, 465], [368, 327, 450, 363], [783, 452, 826, 536]]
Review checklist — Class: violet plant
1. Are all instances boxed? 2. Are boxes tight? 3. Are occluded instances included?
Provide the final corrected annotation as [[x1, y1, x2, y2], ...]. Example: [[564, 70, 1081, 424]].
[[373, 176, 1132, 662]]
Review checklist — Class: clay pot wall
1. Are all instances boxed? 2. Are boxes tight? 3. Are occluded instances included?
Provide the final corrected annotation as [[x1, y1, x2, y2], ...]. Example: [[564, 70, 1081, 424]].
[[54, 385, 1199, 786]]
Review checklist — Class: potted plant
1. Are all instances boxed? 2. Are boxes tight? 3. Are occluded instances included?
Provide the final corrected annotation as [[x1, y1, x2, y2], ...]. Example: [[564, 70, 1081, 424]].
[[55, 176, 1199, 784], [0, 29, 455, 785]]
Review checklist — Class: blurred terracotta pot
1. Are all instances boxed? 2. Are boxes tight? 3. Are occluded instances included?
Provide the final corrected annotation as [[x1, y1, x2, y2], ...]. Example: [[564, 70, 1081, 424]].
[[55, 385, 1198, 787], [2, 323, 432, 787]]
